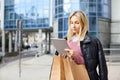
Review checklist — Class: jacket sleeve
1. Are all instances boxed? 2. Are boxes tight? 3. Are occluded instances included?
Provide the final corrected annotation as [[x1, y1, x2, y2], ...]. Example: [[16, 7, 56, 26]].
[[55, 51, 59, 55], [97, 39, 108, 80]]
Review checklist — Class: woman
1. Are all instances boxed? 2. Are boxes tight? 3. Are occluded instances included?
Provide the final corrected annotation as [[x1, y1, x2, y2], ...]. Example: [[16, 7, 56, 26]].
[[64, 11, 108, 80]]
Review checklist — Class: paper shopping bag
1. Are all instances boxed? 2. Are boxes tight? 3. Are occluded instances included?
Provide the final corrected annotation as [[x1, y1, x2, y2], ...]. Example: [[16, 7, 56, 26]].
[[50, 55, 65, 80], [50, 55, 90, 80], [63, 57, 90, 80]]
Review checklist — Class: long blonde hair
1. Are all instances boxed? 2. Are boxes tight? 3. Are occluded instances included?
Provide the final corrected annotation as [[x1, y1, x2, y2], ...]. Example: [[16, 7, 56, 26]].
[[67, 10, 88, 41]]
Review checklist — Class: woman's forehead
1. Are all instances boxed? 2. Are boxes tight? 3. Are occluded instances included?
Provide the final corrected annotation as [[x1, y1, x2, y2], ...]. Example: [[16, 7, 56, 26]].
[[70, 16, 79, 20], [70, 16, 82, 23]]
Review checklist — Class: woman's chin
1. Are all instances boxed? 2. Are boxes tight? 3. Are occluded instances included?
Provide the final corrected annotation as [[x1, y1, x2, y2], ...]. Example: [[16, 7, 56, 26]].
[[73, 31, 77, 34]]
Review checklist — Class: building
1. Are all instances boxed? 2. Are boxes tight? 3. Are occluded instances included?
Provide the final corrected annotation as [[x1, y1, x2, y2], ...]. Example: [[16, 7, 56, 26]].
[[53, 0, 111, 48], [0, 0, 5, 56], [111, 0, 120, 48], [0, 0, 120, 56], [1, 0, 52, 55]]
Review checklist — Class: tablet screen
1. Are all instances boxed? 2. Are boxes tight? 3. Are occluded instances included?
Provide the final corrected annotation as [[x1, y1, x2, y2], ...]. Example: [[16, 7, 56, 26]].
[[51, 38, 69, 54]]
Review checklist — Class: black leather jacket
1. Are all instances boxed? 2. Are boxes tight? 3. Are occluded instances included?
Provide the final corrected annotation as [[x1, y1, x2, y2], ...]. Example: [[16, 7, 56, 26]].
[[80, 34, 108, 80]]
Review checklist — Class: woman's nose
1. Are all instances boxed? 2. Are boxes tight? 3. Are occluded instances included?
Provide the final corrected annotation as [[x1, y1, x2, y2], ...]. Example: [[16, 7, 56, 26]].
[[72, 23, 76, 27]]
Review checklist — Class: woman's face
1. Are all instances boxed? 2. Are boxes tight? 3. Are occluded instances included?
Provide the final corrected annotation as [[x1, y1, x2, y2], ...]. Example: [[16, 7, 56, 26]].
[[70, 15, 82, 35]]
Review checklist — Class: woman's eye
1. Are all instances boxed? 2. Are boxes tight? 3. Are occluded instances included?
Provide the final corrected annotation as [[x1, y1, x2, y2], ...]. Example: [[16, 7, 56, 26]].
[[71, 22, 73, 24], [75, 21, 79, 24]]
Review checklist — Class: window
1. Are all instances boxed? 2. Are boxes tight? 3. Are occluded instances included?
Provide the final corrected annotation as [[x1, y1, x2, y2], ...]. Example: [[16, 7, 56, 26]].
[[80, 0, 89, 2], [89, 17, 96, 31], [58, 18, 63, 31], [10, 13, 14, 19], [89, 0, 96, 2], [89, 12, 96, 17], [80, 3, 88, 12], [58, 6, 63, 13], [89, 32, 96, 37], [89, 3, 96, 12], [5, 0, 50, 29], [97, 3, 102, 12], [63, 18, 68, 31], [58, 0, 63, 5], [58, 33, 63, 38]]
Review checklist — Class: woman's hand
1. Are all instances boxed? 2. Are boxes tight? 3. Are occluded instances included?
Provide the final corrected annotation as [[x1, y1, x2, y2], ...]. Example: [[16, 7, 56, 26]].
[[64, 48, 76, 58]]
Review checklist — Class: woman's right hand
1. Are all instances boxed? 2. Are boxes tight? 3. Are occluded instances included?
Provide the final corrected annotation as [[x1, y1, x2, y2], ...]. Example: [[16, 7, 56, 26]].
[[64, 48, 76, 59]]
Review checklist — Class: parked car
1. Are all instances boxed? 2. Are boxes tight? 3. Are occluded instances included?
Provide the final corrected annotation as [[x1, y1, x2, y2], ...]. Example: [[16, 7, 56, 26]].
[[30, 43, 38, 48], [23, 43, 38, 49], [23, 42, 30, 49]]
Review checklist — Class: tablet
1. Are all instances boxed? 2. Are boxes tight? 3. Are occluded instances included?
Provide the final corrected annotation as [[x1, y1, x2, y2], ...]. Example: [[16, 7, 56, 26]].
[[51, 38, 69, 54]]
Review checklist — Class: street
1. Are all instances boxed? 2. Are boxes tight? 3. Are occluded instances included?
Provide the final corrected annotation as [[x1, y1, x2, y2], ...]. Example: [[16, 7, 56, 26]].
[[0, 53, 120, 80]]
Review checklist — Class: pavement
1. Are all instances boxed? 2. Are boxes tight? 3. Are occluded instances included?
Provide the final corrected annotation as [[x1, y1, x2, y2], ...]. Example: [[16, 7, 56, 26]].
[[0, 54, 120, 80], [0, 54, 53, 80]]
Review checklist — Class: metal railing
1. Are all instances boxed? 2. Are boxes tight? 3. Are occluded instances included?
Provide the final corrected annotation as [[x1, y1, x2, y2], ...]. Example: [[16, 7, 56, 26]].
[[103, 48, 120, 62]]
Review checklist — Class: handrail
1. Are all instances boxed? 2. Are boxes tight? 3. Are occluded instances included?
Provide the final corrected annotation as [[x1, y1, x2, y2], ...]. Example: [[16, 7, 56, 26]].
[[103, 48, 120, 62], [103, 48, 120, 51]]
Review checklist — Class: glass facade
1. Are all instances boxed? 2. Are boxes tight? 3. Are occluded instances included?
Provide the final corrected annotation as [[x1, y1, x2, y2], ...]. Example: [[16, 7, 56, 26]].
[[4, 0, 110, 37], [4, 0, 50, 30], [55, 0, 110, 38]]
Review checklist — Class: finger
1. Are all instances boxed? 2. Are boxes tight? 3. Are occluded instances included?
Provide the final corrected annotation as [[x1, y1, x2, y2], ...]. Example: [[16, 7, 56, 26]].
[[62, 53, 67, 58], [64, 48, 70, 53], [66, 52, 71, 58]]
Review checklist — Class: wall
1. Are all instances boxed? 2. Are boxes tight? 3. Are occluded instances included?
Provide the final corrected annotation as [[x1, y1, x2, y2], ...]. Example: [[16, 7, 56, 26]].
[[53, 19, 58, 38], [111, 0, 120, 48], [98, 18, 111, 48]]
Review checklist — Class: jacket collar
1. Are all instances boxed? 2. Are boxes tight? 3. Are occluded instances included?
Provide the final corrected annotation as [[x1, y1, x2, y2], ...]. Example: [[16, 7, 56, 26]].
[[81, 32, 91, 44], [65, 32, 91, 43]]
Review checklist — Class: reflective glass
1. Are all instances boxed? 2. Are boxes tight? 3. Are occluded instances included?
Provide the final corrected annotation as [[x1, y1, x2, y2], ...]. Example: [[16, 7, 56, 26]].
[[89, 12, 96, 17], [58, 6, 63, 13], [103, 5, 109, 17], [4, 0, 50, 30], [104, 0, 108, 4], [97, 0, 102, 3], [97, 3, 102, 12], [64, 0, 70, 3], [54, 0, 110, 37], [71, 3, 79, 12], [80, 0, 89, 2], [89, 17, 96, 31], [80, 3, 89, 12], [63, 3, 71, 13], [63, 18, 68, 31], [63, 32, 67, 38], [89, 3, 96, 12], [58, 0, 63, 5], [89, 32, 96, 37], [89, 0, 96, 2], [58, 18, 63, 31], [58, 33, 63, 38], [55, 0, 57, 6]]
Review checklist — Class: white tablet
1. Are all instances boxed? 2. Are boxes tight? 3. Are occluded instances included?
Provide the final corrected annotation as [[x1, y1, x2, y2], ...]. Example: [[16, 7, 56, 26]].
[[51, 38, 69, 54]]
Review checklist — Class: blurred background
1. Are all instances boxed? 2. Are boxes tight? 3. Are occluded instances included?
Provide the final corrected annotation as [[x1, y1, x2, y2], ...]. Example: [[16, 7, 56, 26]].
[[0, 0, 120, 80]]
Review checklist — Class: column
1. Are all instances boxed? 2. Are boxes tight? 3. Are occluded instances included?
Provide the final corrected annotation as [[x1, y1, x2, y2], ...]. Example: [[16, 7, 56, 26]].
[[14, 31, 17, 51], [111, 0, 120, 48], [1, 0, 5, 56], [8, 32, 12, 52]]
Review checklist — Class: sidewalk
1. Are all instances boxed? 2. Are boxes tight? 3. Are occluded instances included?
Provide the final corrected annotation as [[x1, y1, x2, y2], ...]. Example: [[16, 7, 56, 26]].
[[0, 54, 53, 80], [107, 62, 120, 80], [0, 54, 120, 80]]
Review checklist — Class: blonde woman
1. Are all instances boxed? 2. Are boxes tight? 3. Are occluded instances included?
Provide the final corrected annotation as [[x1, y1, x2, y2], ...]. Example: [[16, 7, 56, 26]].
[[64, 11, 108, 80]]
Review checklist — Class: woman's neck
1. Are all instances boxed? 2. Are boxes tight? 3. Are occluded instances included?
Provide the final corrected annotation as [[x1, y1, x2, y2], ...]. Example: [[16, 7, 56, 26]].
[[73, 33, 79, 37], [72, 35, 79, 42]]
